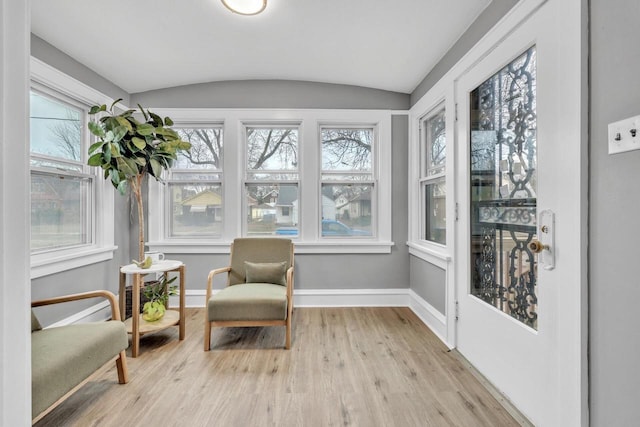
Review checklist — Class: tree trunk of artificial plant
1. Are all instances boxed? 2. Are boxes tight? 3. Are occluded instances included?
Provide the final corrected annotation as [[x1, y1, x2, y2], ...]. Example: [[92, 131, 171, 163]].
[[130, 174, 145, 262]]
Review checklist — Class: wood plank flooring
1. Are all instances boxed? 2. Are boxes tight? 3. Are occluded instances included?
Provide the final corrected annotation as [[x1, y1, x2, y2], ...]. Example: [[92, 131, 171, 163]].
[[35, 307, 522, 427]]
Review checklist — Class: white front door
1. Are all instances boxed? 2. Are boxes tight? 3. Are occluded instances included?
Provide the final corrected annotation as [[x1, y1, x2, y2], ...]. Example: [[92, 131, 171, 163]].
[[454, 2, 587, 425]]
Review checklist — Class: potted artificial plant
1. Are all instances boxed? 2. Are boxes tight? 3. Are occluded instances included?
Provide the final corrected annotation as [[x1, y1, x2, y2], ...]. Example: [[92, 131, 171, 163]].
[[88, 100, 190, 321]]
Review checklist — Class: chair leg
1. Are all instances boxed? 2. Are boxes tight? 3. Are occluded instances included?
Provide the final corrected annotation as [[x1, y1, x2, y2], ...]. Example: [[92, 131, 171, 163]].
[[285, 318, 291, 349], [204, 321, 211, 351], [116, 350, 128, 384]]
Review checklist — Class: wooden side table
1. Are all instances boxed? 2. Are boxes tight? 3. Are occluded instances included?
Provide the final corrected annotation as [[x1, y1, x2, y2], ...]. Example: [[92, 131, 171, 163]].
[[119, 260, 186, 357]]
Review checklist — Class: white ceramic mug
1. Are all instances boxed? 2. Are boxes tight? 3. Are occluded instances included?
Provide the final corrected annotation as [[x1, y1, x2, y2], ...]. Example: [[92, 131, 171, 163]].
[[144, 251, 165, 264]]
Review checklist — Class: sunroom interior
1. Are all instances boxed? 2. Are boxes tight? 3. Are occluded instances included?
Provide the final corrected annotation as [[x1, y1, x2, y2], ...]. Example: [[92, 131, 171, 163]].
[[2, 0, 639, 425]]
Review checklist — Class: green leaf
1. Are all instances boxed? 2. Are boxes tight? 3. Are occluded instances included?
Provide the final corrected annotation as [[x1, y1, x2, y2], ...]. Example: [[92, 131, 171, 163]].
[[112, 126, 127, 143], [88, 121, 105, 137], [109, 98, 123, 112], [104, 130, 114, 143], [89, 105, 106, 115], [134, 157, 147, 166], [164, 116, 174, 126], [116, 157, 136, 177], [115, 116, 133, 132], [116, 179, 128, 195], [88, 153, 103, 166], [109, 143, 121, 158], [132, 137, 146, 150], [88, 140, 104, 154], [149, 158, 162, 178], [138, 104, 149, 121], [136, 123, 155, 136], [149, 112, 163, 127], [123, 157, 139, 175]]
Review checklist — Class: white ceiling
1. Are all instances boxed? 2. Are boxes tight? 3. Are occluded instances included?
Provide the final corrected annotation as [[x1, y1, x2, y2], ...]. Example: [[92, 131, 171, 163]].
[[31, 0, 491, 95]]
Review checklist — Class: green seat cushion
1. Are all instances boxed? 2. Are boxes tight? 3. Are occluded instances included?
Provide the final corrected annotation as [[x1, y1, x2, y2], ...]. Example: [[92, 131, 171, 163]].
[[31, 321, 128, 418], [208, 283, 288, 322]]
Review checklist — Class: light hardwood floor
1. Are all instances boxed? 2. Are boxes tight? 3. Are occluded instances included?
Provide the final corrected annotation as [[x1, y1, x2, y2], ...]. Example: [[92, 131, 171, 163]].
[[36, 307, 523, 427]]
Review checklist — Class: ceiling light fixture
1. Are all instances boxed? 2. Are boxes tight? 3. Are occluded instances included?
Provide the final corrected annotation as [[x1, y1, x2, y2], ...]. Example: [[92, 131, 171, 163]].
[[221, 0, 267, 16]]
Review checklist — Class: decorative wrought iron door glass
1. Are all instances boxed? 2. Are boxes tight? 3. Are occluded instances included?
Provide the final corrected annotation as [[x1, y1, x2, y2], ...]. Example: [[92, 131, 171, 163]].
[[469, 46, 538, 329]]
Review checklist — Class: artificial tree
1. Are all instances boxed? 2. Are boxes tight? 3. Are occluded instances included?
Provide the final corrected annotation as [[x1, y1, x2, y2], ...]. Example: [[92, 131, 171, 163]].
[[87, 100, 190, 263]]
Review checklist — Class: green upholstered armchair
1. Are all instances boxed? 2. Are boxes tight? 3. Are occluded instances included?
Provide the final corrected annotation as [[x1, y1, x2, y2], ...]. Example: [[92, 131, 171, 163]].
[[31, 290, 129, 423], [204, 238, 294, 350]]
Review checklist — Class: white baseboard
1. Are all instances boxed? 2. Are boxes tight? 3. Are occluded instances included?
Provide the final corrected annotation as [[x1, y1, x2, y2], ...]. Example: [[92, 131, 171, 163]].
[[407, 289, 452, 349], [51, 288, 452, 349]]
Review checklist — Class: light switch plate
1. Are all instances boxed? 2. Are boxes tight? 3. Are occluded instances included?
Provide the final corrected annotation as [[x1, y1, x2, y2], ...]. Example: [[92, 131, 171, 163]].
[[608, 114, 640, 154]]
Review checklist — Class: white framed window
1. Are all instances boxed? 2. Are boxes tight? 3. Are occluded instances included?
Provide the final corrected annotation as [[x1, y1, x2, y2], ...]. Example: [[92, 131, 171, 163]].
[[320, 126, 376, 238], [30, 57, 117, 278], [243, 125, 300, 237], [166, 126, 224, 238], [420, 107, 446, 245], [146, 108, 392, 254]]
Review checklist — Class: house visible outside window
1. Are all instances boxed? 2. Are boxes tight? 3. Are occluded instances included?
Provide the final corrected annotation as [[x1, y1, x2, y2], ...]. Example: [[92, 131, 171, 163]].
[[420, 107, 446, 245], [244, 126, 299, 236], [167, 127, 223, 238], [30, 89, 92, 252], [320, 127, 375, 237]]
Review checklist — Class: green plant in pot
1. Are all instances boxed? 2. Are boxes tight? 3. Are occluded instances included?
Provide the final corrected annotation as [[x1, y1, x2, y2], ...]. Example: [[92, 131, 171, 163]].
[[87, 100, 191, 264], [142, 275, 177, 322]]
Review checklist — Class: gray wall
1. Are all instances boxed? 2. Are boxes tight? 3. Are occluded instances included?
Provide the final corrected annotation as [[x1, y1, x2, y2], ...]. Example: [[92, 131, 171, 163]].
[[161, 115, 409, 292], [589, 1, 640, 424], [409, 256, 446, 314], [132, 80, 409, 110], [410, 0, 518, 106], [30, 34, 130, 105]]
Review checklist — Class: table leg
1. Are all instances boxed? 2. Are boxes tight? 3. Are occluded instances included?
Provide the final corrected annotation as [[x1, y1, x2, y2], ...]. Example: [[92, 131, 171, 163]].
[[179, 265, 185, 340], [132, 272, 140, 358], [118, 271, 126, 321]]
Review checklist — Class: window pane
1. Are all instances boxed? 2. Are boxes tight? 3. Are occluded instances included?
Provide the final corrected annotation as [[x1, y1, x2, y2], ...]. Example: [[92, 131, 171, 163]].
[[425, 109, 445, 176], [247, 128, 298, 171], [321, 184, 373, 237], [168, 183, 222, 237], [174, 128, 223, 170], [246, 184, 298, 236], [30, 91, 82, 162], [321, 128, 372, 172], [424, 180, 446, 244], [31, 173, 90, 251]]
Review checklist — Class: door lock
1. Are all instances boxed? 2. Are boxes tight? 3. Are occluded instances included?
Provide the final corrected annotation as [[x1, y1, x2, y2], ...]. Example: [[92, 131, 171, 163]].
[[534, 210, 555, 270]]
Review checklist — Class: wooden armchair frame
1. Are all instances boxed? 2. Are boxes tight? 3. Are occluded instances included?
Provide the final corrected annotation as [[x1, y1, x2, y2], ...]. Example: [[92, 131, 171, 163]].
[[31, 290, 128, 423], [204, 241, 294, 350]]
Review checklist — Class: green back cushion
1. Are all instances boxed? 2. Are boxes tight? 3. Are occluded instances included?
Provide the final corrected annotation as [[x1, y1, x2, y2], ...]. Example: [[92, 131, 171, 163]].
[[229, 238, 292, 285], [245, 261, 287, 286]]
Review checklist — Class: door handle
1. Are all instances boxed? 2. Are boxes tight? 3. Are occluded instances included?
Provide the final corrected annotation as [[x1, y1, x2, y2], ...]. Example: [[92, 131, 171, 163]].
[[528, 240, 549, 253]]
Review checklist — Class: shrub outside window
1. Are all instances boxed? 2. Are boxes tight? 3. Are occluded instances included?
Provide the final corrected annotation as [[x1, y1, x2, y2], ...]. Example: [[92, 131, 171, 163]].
[[420, 108, 446, 245], [320, 127, 375, 238]]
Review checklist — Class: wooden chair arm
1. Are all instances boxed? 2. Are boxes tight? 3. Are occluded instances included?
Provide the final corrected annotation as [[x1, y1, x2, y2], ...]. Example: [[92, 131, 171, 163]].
[[206, 266, 232, 301], [286, 266, 294, 299], [31, 290, 122, 321]]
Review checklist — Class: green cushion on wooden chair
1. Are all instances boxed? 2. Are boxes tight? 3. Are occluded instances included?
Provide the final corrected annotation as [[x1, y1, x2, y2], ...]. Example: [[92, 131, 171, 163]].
[[208, 283, 287, 321]]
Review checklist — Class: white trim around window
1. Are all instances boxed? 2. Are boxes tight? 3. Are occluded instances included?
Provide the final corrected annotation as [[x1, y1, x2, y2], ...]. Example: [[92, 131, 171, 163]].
[[30, 57, 117, 278], [147, 108, 393, 254], [408, 79, 455, 262]]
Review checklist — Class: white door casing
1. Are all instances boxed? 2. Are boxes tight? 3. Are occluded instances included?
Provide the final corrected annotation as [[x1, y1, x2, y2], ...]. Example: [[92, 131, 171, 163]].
[[454, 1, 587, 426]]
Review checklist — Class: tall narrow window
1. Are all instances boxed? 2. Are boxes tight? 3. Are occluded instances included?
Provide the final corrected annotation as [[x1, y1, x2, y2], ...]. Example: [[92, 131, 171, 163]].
[[320, 127, 375, 237], [245, 126, 299, 236], [167, 127, 224, 238], [30, 90, 92, 252], [420, 107, 446, 244]]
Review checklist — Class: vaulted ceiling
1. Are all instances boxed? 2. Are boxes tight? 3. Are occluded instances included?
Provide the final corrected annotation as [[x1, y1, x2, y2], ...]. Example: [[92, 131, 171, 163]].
[[31, 0, 491, 94]]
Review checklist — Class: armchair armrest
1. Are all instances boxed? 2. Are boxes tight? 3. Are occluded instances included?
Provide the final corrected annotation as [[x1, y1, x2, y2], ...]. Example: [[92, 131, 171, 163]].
[[32, 290, 122, 321], [206, 266, 232, 301]]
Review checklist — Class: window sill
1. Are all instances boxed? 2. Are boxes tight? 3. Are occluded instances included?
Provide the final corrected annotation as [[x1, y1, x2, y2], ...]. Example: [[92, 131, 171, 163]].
[[31, 245, 118, 279], [147, 240, 395, 254], [406, 241, 451, 269]]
